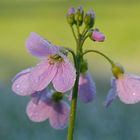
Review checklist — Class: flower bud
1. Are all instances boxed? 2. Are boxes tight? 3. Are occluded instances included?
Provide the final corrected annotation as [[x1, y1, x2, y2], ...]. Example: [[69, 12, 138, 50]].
[[84, 10, 95, 28], [75, 6, 84, 26], [112, 63, 124, 78], [80, 59, 88, 73], [91, 30, 105, 42], [67, 7, 76, 25]]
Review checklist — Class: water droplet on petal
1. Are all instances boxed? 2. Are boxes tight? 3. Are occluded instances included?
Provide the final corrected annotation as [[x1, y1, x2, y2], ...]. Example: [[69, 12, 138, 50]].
[[16, 84, 20, 88], [132, 92, 136, 96], [35, 79, 39, 83]]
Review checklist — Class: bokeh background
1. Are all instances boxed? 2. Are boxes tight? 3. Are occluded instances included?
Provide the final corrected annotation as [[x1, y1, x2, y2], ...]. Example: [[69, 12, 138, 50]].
[[0, 0, 140, 140]]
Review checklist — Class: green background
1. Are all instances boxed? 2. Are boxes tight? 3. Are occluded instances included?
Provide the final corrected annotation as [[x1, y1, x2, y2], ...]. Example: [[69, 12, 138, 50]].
[[0, 0, 140, 140]]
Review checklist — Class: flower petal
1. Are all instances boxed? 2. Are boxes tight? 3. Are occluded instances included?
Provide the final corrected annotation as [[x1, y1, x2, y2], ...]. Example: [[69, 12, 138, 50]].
[[52, 60, 76, 92], [29, 60, 57, 91], [12, 68, 31, 82], [26, 32, 59, 58], [26, 100, 51, 122], [117, 74, 140, 104], [49, 101, 70, 129], [12, 68, 34, 96], [104, 78, 117, 107], [78, 72, 96, 103]]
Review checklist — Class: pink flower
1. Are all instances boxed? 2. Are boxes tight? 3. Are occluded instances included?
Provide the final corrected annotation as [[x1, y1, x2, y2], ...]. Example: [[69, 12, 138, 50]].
[[26, 89, 70, 129], [78, 71, 96, 103], [12, 32, 76, 95], [91, 31, 105, 42], [69, 71, 96, 103], [105, 74, 140, 106]]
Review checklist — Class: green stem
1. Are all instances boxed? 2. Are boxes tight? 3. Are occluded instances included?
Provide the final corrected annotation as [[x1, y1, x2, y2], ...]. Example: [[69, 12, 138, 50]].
[[67, 69, 80, 140], [77, 24, 80, 36], [65, 48, 77, 68], [81, 25, 87, 36], [70, 26, 78, 44], [67, 23, 87, 140], [82, 49, 115, 66], [67, 38, 82, 140], [81, 35, 89, 47]]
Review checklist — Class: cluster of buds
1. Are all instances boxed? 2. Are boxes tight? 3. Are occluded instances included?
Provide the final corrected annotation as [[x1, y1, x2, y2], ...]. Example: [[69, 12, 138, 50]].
[[67, 6, 105, 42]]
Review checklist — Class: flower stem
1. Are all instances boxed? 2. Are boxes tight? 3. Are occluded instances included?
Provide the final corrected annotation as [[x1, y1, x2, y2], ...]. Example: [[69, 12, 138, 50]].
[[67, 70, 80, 140], [67, 54, 81, 140], [70, 26, 78, 44], [67, 32, 82, 140], [82, 49, 115, 67]]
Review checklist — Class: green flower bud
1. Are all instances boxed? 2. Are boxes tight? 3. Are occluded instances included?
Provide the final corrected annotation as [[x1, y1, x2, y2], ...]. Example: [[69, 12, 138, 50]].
[[80, 59, 88, 73], [67, 7, 76, 25], [112, 63, 124, 78], [84, 10, 95, 28], [75, 6, 84, 26]]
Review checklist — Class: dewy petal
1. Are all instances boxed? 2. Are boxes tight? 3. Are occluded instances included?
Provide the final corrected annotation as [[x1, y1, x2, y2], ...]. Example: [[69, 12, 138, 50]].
[[117, 74, 140, 104], [52, 59, 76, 92], [29, 60, 57, 91], [12, 68, 34, 96], [49, 101, 70, 129], [26, 100, 51, 122], [31, 88, 47, 104], [78, 71, 96, 103], [26, 32, 59, 58], [104, 78, 117, 107], [12, 68, 31, 82]]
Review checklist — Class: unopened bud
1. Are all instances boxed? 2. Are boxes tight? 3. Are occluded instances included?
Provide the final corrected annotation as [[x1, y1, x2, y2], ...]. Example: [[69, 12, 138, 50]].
[[75, 6, 84, 26], [67, 7, 76, 25], [84, 10, 95, 28], [112, 63, 124, 79], [80, 59, 88, 73], [91, 30, 105, 42]]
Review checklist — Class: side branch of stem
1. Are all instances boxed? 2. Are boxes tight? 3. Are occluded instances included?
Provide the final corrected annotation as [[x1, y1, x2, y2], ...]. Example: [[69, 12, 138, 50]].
[[82, 49, 115, 66]]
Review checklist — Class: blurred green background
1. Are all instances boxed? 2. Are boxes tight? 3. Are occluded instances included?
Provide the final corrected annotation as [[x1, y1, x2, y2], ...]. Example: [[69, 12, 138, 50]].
[[0, 0, 140, 140]]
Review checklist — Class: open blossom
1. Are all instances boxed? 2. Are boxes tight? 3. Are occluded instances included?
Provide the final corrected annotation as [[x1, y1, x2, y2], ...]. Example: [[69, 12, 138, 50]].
[[78, 71, 96, 103], [105, 74, 140, 106], [26, 89, 70, 129], [69, 71, 96, 103], [12, 67, 70, 129], [12, 32, 76, 95]]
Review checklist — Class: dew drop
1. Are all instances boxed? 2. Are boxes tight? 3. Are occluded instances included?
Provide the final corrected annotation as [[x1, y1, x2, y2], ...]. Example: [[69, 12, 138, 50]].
[[132, 92, 136, 96], [20, 90, 23, 93], [16, 84, 20, 88], [38, 66, 41, 69], [35, 79, 39, 83]]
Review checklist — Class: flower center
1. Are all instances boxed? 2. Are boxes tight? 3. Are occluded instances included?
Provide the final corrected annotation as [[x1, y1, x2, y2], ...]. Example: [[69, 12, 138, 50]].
[[48, 54, 64, 65], [52, 92, 64, 102]]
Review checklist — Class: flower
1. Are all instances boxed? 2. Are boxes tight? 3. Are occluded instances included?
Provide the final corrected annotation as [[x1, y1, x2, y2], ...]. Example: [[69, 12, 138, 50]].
[[12, 32, 76, 95], [69, 71, 96, 103], [27, 89, 70, 129], [105, 64, 140, 106], [78, 71, 96, 103], [91, 30, 105, 42]]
